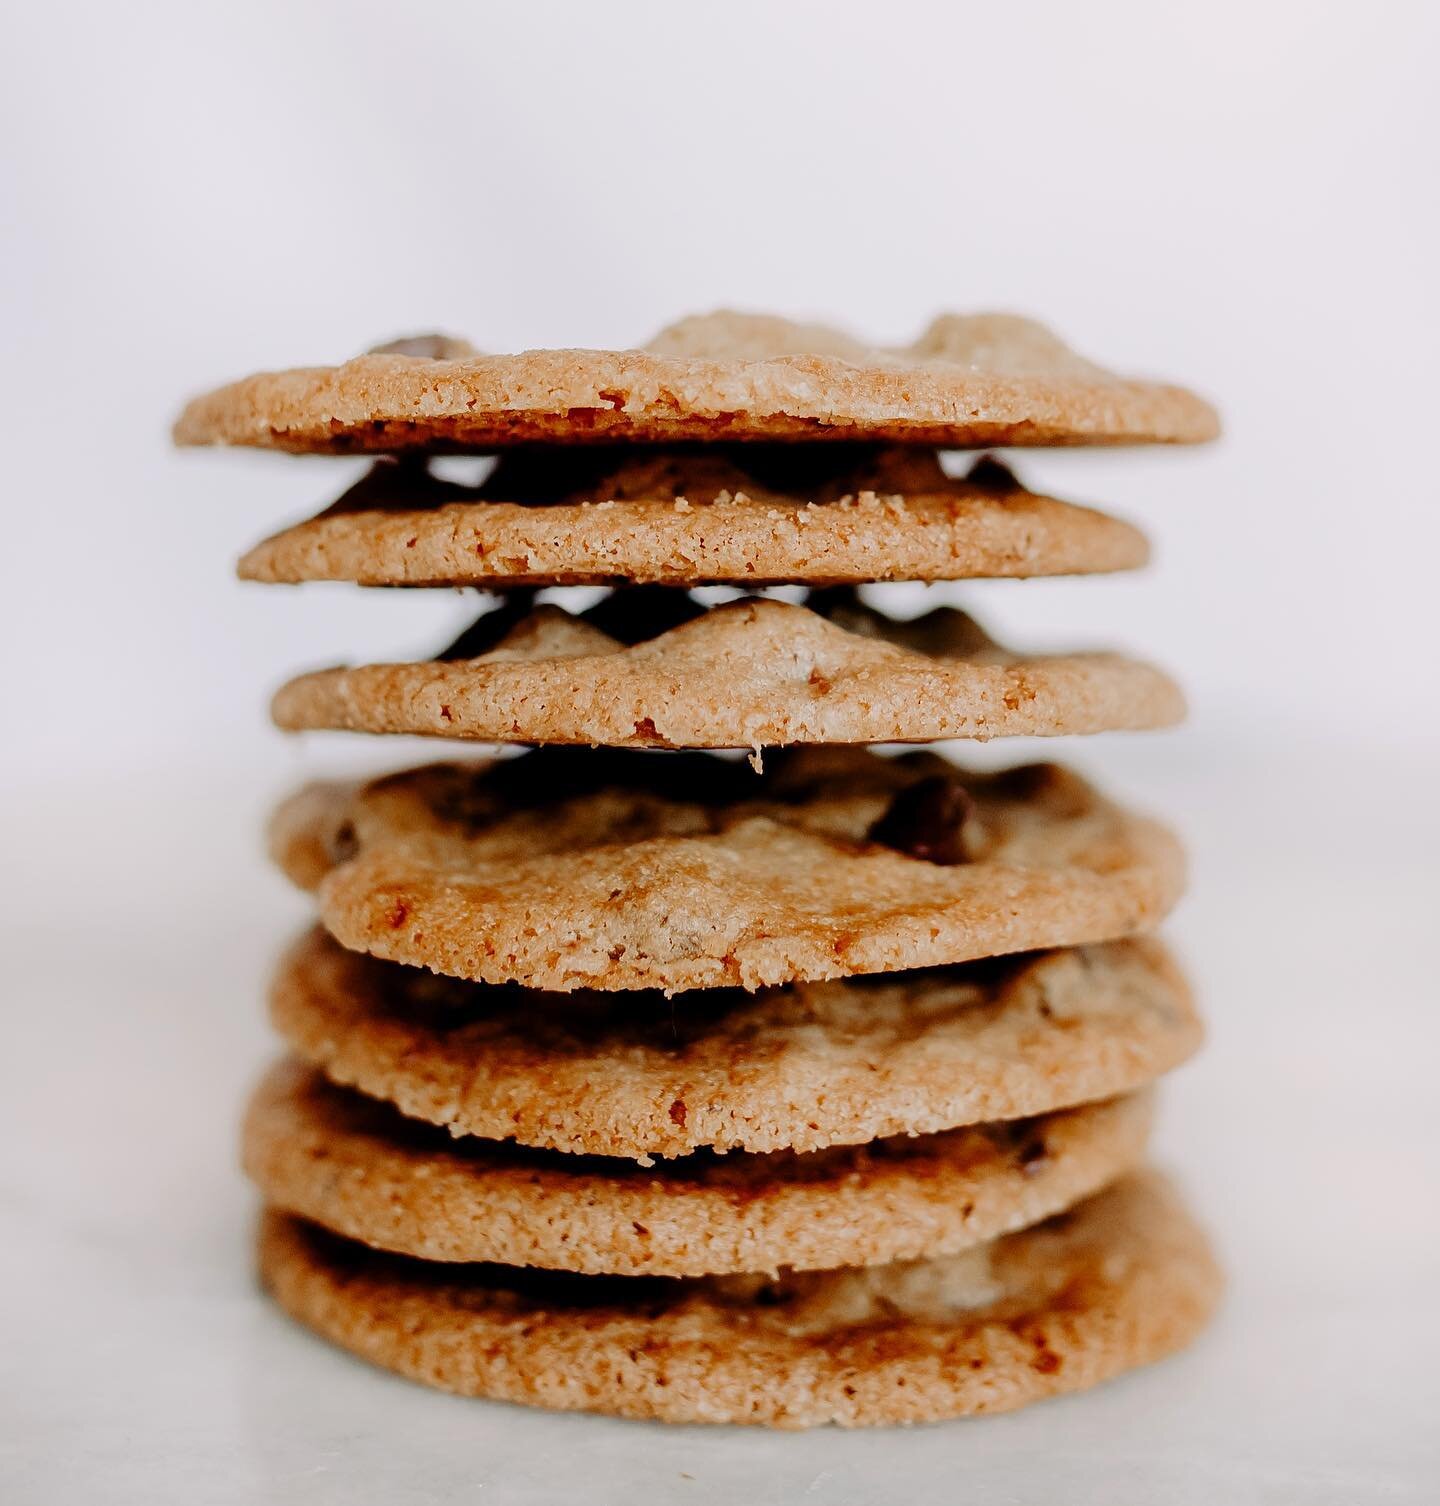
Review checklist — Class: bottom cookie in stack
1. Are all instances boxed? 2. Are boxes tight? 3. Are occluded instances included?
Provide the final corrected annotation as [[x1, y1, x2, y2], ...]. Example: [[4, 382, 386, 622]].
[[243, 935, 1218, 1426], [257, 1173, 1215, 1429]]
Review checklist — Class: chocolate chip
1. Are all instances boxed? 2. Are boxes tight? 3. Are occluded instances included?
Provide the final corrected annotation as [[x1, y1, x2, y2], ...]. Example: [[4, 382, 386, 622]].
[[965, 454, 1021, 491], [866, 774, 974, 864], [1016, 1134, 1050, 1175]]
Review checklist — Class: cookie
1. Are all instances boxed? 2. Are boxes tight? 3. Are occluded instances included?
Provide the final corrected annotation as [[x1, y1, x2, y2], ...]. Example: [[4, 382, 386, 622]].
[[270, 928, 1198, 1158], [243, 1059, 1154, 1276], [174, 311, 1219, 453], [268, 746, 1185, 992], [238, 450, 1150, 587], [256, 1171, 1220, 1427], [270, 590, 1184, 749]]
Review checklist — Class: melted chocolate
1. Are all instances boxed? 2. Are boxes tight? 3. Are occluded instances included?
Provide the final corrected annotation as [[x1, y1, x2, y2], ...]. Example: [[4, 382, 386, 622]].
[[866, 774, 974, 865], [964, 454, 1021, 492]]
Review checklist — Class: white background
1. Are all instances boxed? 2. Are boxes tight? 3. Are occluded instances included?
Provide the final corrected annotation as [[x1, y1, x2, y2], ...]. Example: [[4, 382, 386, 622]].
[[2, 3, 1437, 1502]]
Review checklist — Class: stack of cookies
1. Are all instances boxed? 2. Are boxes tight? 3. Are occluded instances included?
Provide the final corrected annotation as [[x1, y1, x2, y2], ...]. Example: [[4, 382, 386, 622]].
[[176, 312, 1222, 1428]]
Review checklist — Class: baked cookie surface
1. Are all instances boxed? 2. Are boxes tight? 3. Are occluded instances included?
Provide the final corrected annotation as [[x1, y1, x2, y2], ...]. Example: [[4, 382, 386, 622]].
[[257, 1171, 1221, 1427], [175, 312, 1218, 453], [244, 1059, 1155, 1276], [239, 451, 1150, 587], [269, 929, 1198, 1158], [271, 590, 1184, 749], [269, 747, 1186, 992]]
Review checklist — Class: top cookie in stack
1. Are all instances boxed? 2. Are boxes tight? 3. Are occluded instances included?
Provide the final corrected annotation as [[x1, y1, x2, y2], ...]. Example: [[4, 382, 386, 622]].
[[176, 310, 1217, 453], [179, 312, 1221, 1428]]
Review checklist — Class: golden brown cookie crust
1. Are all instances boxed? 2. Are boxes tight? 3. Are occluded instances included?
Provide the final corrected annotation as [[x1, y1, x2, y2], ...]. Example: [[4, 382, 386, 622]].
[[269, 929, 1198, 1158], [256, 1171, 1221, 1427], [238, 450, 1150, 587], [243, 1060, 1155, 1276], [269, 746, 1186, 993], [175, 311, 1219, 453], [270, 595, 1184, 749]]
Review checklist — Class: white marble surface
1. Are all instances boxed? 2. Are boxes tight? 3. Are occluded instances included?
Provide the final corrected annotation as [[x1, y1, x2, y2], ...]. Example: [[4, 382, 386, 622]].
[[3, 742, 1437, 1504]]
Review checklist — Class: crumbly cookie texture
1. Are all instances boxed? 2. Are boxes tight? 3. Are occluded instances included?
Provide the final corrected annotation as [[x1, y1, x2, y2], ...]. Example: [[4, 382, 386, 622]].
[[257, 1171, 1221, 1427], [238, 450, 1150, 587], [173, 311, 1219, 452], [269, 929, 1197, 1159], [268, 745, 1185, 993], [243, 1060, 1154, 1276], [270, 589, 1184, 749]]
